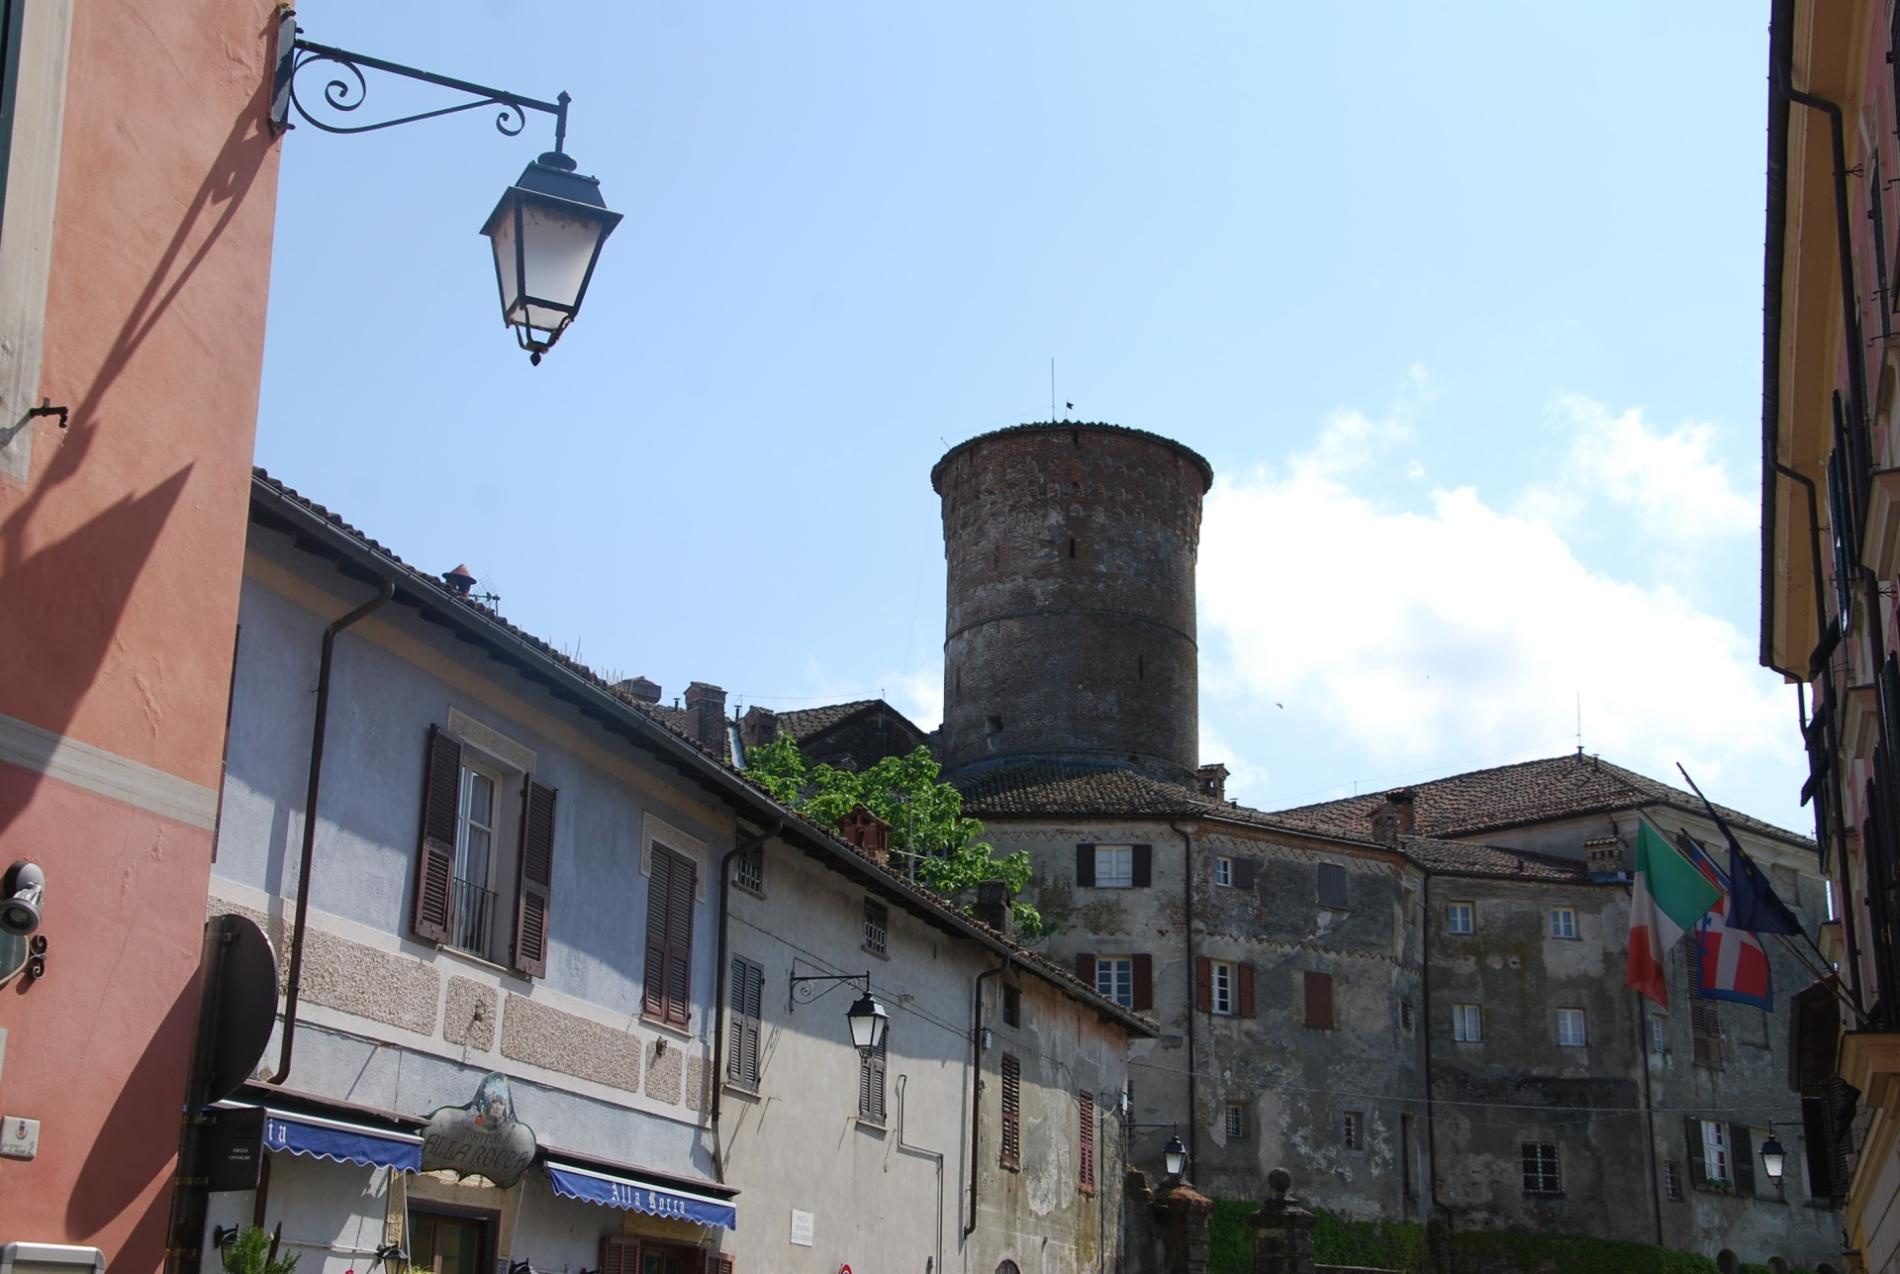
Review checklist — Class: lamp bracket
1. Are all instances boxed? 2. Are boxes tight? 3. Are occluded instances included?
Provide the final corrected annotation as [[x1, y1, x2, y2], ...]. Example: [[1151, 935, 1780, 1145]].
[[269, 7, 570, 153], [788, 969, 871, 1011]]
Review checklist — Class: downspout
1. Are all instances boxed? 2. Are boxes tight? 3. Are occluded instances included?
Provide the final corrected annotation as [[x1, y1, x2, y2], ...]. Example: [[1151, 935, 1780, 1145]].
[[1419, 870, 1444, 1225], [1636, 988, 1663, 1248], [268, 578, 394, 1085], [964, 957, 1007, 1238], [895, 1073, 946, 1274], [710, 818, 780, 1183], [1169, 820, 1198, 1175]]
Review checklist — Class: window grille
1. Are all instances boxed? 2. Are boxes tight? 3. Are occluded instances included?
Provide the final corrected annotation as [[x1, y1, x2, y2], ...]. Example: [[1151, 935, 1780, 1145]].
[[1521, 1141, 1561, 1194], [732, 847, 763, 894], [862, 899, 888, 956], [1225, 1104, 1246, 1139]]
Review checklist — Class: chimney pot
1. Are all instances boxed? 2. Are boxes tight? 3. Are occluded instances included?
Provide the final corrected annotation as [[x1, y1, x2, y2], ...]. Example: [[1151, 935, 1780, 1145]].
[[443, 564, 477, 596], [837, 805, 890, 867], [684, 681, 727, 753], [1195, 763, 1230, 801], [974, 879, 1014, 939]]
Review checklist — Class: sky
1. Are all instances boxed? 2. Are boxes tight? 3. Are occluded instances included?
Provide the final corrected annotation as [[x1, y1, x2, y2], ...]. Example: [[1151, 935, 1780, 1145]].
[[256, 4, 1807, 835]]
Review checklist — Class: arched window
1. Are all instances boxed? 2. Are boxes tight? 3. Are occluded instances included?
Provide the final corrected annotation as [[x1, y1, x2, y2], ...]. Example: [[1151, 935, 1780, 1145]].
[[996, 1263, 1022, 1274]]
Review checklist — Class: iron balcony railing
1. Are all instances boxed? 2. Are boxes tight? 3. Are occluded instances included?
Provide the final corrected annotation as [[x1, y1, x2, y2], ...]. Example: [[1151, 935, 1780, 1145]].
[[448, 876, 496, 958]]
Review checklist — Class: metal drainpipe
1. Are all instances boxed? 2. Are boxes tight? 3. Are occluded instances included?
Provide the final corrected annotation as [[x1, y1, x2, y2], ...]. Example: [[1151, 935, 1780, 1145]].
[[710, 818, 780, 1183], [1169, 820, 1198, 1175], [895, 1073, 946, 1274], [1636, 987, 1663, 1248], [268, 577, 394, 1085], [964, 957, 1007, 1238], [1419, 870, 1444, 1224]]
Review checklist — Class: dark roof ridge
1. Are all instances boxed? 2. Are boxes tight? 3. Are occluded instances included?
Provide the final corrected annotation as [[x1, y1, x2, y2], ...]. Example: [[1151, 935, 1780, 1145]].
[[929, 421, 1215, 493]]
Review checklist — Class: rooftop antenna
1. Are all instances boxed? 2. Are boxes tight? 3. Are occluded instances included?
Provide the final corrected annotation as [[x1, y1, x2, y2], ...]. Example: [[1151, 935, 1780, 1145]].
[[1051, 357, 1058, 422], [1575, 691, 1583, 756]]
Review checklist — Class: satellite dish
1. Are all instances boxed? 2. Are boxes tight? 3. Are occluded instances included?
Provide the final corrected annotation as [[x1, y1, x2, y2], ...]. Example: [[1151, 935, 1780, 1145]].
[[190, 914, 279, 1106]]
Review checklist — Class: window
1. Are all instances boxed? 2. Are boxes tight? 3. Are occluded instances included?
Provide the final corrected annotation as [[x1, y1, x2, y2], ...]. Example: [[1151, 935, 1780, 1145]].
[[644, 844, 697, 1027], [1225, 1103, 1246, 1139], [1342, 1110, 1363, 1151], [1556, 1008, 1586, 1047], [1096, 957, 1133, 1008], [999, 1053, 1022, 1171], [1215, 856, 1232, 887], [412, 724, 554, 978], [732, 847, 764, 895], [1692, 1002, 1723, 1069], [1076, 842, 1150, 889], [1002, 984, 1021, 1028], [1211, 960, 1235, 1015], [1550, 906, 1578, 939], [1697, 1119, 1731, 1183], [1664, 1160, 1683, 1200], [1303, 971, 1334, 1029], [863, 899, 888, 956], [1521, 1142, 1561, 1195], [727, 956, 764, 1089], [1452, 1003, 1482, 1042], [1400, 998, 1414, 1033], [1078, 1091, 1096, 1195], [1649, 1016, 1667, 1056], [1447, 901, 1475, 934], [858, 1029, 887, 1124], [1317, 862, 1349, 909]]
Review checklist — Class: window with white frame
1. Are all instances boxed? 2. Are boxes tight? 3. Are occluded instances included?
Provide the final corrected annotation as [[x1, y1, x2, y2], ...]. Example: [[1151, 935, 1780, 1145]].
[[450, 761, 502, 957], [1215, 856, 1233, 887], [1521, 1141, 1561, 1194], [1097, 957, 1134, 1009], [1096, 845, 1134, 889], [1452, 1003, 1482, 1042], [1447, 901, 1475, 934], [1211, 960, 1235, 1015], [1556, 1008, 1586, 1047], [1699, 1119, 1730, 1182], [1550, 906, 1578, 939]]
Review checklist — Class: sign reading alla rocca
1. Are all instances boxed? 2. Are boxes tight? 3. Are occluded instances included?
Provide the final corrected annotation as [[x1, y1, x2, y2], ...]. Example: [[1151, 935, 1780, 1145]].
[[421, 1073, 537, 1187]]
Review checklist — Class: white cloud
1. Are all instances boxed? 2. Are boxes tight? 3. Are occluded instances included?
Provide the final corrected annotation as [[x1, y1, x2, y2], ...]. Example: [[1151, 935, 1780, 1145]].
[[1198, 400, 1798, 802], [1518, 397, 1755, 546]]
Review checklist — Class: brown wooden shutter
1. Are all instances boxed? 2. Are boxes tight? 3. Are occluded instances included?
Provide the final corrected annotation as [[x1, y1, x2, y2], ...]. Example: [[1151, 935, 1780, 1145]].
[[1132, 954, 1153, 1011], [713, 1257, 734, 1274], [665, 849, 696, 1026], [1075, 952, 1097, 987], [643, 848, 674, 1019], [511, 779, 556, 977], [859, 1033, 887, 1122], [1305, 971, 1334, 1029], [411, 726, 460, 943], [1233, 859, 1258, 890], [1132, 843, 1152, 887], [599, 1238, 640, 1274], [1078, 1090, 1096, 1194], [1239, 963, 1256, 1018], [1000, 1053, 1022, 1170], [1730, 1124, 1754, 1193], [1685, 1117, 1708, 1185], [1076, 844, 1095, 886], [729, 957, 762, 1087], [1195, 956, 1212, 1012]]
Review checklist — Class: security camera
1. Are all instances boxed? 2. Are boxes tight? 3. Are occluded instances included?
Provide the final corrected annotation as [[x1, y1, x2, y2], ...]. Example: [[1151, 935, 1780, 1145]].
[[1, 861, 44, 936]]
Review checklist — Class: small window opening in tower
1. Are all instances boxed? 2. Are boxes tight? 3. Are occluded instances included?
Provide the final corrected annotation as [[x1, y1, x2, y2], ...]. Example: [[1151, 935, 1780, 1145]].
[[987, 714, 1004, 735], [1070, 430, 1079, 446], [1068, 537, 1077, 559]]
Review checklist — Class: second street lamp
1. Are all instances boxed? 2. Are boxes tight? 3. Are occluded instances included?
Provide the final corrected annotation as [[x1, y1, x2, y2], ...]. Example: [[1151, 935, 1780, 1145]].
[[790, 970, 890, 1061], [1760, 1128, 1788, 1184]]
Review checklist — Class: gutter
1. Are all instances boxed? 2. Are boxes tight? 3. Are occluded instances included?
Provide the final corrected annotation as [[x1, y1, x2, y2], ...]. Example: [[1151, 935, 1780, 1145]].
[[710, 818, 780, 1183], [267, 577, 393, 1085], [1761, 0, 1795, 672], [250, 475, 1153, 1037], [1169, 819, 1199, 1175], [964, 958, 1008, 1238]]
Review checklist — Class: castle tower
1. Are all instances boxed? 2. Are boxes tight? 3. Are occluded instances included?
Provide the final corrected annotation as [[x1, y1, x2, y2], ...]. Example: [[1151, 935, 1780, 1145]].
[[932, 422, 1213, 782]]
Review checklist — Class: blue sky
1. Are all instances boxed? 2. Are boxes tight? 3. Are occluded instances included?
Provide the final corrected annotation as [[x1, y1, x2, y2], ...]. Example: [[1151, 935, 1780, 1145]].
[[257, 4, 1803, 833]]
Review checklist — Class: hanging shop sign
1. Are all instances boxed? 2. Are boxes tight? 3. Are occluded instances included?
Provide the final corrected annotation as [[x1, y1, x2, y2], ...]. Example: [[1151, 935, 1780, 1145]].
[[420, 1073, 537, 1187]]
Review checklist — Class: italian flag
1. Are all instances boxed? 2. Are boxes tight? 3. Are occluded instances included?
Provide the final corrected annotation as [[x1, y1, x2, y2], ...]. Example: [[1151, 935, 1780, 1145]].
[[1626, 821, 1720, 1008]]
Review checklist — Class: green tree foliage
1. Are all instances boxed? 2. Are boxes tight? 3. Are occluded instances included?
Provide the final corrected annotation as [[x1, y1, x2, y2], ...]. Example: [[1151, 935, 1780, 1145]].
[[744, 737, 1044, 938], [221, 1228, 299, 1274]]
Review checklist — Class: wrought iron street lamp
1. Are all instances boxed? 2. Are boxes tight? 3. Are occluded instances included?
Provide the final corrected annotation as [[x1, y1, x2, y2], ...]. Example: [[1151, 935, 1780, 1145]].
[[268, 8, 619, 365], [1163, 1133, 1188, 1179], [789, 970, 890, 1060], [1760, 1128, 1788, 1183]]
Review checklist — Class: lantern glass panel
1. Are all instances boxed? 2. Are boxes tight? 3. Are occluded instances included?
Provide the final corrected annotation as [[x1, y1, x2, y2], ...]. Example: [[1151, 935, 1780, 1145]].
[[492, 195, 606, 332]]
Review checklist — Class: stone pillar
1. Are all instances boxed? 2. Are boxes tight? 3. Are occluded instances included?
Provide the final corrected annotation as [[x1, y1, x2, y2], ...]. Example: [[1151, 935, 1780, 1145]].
[[1124, 1169, 1160, 1274], [1154, 1178, 1214, 1274], [1247, 1168, 1317, 1274]]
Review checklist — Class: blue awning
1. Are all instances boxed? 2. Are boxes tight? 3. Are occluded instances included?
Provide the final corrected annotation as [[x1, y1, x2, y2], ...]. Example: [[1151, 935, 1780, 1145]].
[[544, 1162, 737, 1230], [259, 1108, 423, 1174]]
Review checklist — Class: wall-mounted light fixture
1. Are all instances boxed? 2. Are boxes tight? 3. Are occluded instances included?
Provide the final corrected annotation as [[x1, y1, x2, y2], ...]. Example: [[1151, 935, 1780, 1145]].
[[267, 7, 620, 365], [1760, 1126, 1787, 1183], [788, 970, 890, 1059], [1162, 1133, 1188, 1180]]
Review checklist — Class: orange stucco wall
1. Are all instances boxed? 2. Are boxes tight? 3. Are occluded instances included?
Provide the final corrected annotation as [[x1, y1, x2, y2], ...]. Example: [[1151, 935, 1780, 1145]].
[[0, 0, 283, 1267]]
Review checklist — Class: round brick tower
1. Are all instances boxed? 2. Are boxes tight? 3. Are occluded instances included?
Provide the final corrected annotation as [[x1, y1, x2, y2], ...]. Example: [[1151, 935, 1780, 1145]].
[[932, 422, 1213, 782]]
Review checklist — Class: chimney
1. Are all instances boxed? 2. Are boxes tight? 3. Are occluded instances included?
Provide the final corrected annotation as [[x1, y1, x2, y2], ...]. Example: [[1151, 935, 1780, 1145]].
[[837, 805, 890, 867], [1389, 789, 1416, 836], [683, 681, 727, 752], [1585, 836, 1625, 882], [443, 564, 477, 597], [973, 879, 1014, 939], [1196, 763, 1229, 801], [616, 676, 662, 705], [741, 706, 781, 749], [1369, 789, 1416, 847]]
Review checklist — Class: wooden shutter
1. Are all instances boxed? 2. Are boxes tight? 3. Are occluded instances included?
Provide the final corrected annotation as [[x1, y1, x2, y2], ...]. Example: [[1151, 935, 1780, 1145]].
[[1132, 954, 1153, 1011], [999, 1053, 1022, 1170], [1078, 1090, 1096, 1195], [729, 956, 762, 1087], [1685, 1117, 1708, 1185], [859, 1033, 887, 1122], [1076, 844, 1095, 886], [1239, 963, 1256, 1018], [1132, 843, 1152, 887], [599, 1238, 640, 1274], [1318, 862, 1348, 908], [1305, 971, 1334, 1029], [511, 779, 556, 977], [665, 848, 696, 1026], [1075, 952, 1097, 987], [411, 726, 460, 943], [1195, 956, 1212, 1012], [712, 1257, 734, 1274], [1730, 1124, 1755, 1193], [643, 847, 673, 1018], [1233, 859, 1258, 890]]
